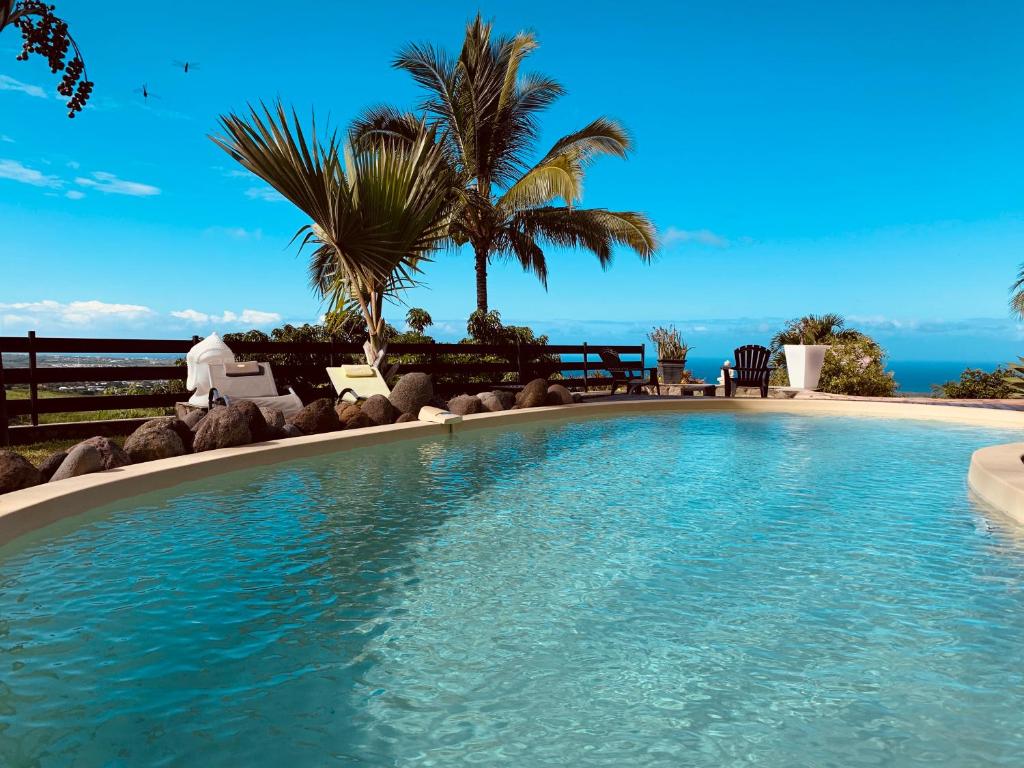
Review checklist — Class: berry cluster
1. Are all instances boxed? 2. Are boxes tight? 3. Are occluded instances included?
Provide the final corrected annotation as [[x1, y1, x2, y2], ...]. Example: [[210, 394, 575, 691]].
[[13, 1, 91, 117]]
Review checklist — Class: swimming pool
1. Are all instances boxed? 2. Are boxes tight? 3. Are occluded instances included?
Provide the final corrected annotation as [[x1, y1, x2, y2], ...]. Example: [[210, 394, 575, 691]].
[[1, 412, 1023, 767]]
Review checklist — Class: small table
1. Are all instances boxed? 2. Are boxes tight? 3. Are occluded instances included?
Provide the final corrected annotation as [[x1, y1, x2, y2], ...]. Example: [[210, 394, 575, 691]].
[[679, 384, 717, 397]]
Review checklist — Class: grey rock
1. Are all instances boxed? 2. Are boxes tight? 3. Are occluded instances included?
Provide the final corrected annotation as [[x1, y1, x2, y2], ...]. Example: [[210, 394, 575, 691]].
[[50, 444, 103, 482], [259, 407, 285, 430], [124, 422, 186, 463], [281, 423, 304, 438], [395, 412, 418, 423], [344, 411, 375, 430], [545, 384, 574, 405], [182, 409, 206, 430], [0, 450, 41, 494], [448, 394, 483, 416], [74, 437, 130, 469], [361, 394, 398, 426], [193, 406, 252, 452], [38, 451, 68, 482], [135, 417, 193, 452], [389, 372, 433, 416], [288, 398, 342, 435], [514, 378, 549, 409], [478, 390, 515, 412], [228, 400, 269, 442], [572, 392, 584, 404]]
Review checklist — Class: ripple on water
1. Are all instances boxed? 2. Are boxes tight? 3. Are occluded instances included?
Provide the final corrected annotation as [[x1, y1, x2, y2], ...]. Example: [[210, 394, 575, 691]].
[[1, 413, 1024, 767]]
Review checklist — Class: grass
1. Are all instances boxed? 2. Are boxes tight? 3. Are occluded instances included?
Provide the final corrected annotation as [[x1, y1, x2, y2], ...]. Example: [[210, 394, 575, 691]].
[[9, 437, 85, 466], [5, 388, 172, 424]]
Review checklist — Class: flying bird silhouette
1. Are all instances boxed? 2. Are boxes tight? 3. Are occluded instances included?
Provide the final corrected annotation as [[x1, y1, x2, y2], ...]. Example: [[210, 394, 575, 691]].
[[134, 83, 159, 100], [173, 60, 200, 74]]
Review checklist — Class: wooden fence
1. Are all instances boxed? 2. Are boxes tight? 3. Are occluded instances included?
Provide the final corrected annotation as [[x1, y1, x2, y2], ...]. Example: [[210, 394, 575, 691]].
[[0, 333, 648, 445]]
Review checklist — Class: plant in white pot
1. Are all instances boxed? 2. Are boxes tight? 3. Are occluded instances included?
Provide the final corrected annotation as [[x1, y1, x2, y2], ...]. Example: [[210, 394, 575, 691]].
[[770, 313, 860, 390], [649, 325, 692, 385]]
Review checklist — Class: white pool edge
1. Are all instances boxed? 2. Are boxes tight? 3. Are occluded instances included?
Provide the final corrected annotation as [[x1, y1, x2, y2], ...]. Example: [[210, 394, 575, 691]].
[[4, 397, 1024, 546]]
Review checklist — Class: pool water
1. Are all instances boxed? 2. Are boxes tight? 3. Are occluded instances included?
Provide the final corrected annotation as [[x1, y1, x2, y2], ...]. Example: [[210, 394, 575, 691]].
[[2, 413, 1024, 767]]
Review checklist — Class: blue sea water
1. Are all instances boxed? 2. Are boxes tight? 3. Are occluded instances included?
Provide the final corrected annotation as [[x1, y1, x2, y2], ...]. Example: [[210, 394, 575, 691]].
[[1, 413, 1023, 766]]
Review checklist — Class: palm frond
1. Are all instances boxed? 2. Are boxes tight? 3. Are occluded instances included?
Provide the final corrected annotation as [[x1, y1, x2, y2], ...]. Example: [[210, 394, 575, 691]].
[[1011, 263, 1024, 319]]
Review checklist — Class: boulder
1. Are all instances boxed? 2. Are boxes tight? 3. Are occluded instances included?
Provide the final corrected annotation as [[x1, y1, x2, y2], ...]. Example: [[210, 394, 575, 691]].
[[335, 402, 360, 423], [344, 411, 374, 430], [361, 394, 398, 426], [228, 400, 269, 442], [395, 412, 418, 424], [514, 378, 549, 409], [478, 390, 515, 412], [287, 398, 341, 435], [73, 436, 130, 470], [124, 421, 186, 463], [134, 416, 193, 452], [193, 406, 252, 452], [38, 450, 68, 482], [50, 444, 103, 482], [572, 392, 584, 404], [0, 451, 41, 494], [389, 372, 433, 416], [448, 394, 483, 416], [281, 423, 304, 438], [182, 409, 206, 431], [259, 407, 285, 430], [545, 384, 574, 405]]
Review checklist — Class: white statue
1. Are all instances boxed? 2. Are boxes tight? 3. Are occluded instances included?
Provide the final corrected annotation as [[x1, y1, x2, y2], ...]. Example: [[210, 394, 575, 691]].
[[186, 332, 236, 407]]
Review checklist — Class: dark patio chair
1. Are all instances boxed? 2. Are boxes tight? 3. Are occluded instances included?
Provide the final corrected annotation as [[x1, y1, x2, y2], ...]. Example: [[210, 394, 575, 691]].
[[723, 345, 774, 398], [598, 349, 659, 395]]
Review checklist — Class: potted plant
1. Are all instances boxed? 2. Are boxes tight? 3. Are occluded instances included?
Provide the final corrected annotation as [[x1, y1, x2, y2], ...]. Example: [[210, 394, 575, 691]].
[[770, 313, 856, 390], [648, 325, 691, 385]]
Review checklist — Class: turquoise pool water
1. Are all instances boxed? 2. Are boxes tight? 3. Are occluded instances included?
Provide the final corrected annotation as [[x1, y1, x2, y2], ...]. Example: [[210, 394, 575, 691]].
[[2, 413, 1024, 767]]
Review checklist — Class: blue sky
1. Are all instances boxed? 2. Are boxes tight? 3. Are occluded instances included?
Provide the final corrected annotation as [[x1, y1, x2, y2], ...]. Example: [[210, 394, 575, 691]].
[[0, 0, 1022, 361]]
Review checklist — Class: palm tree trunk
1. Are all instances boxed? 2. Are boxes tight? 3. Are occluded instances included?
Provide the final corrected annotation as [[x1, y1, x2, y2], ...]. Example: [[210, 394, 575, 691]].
[[474, 247, 488, 313]]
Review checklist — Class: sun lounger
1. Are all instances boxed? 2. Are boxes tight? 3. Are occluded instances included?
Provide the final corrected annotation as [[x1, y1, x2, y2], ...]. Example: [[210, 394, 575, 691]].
[[207, 361, 304, 417], [326, 364, 392, 403]]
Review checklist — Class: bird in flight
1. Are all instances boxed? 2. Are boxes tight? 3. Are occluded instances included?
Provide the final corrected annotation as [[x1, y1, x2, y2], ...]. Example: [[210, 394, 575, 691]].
[[173, 60, 200, 74], [134, 83, 158, 100]]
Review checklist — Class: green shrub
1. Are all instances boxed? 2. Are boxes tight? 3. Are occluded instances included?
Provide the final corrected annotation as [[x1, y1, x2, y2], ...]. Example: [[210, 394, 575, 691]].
[[771, 336, 897, 396], [933, 367, 1017, 399]]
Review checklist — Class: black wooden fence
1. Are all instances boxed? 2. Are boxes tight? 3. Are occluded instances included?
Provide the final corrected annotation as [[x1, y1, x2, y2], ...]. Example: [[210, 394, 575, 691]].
[[0, 333, 647, 445]]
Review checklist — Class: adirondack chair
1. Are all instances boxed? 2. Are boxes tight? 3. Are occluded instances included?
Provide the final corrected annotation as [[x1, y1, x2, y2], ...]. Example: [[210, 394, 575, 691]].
[[598, 349, 659, 395], [723, 345, 774, 398]]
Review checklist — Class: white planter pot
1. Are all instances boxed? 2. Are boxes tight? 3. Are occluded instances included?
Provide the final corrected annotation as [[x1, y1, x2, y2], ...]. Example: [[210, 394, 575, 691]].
[[784, 344, 829, 390]]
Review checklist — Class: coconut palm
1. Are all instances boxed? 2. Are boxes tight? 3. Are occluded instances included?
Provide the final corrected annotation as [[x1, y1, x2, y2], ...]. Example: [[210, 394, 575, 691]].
[[353, 15, 656, 312], [769, 313, 864, 366], [210, 102, 456, 361], [1009, 263, 1024, 319], [405, 307, 433, 334]]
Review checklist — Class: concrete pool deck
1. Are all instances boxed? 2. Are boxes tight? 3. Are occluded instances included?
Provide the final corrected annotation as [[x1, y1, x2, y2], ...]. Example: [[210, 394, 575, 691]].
[[3, 395, 1024, 547]]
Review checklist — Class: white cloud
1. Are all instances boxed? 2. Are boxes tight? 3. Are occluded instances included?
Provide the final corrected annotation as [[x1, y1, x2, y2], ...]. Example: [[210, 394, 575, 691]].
[[170, 308, 282, 326], [0, 158, 61, 188], [66, 160, 80, 169], [662, 227, 730, 248], [75, 171, 160, 197], [65, 190, 85, 200], [0, 74, 47, 99], [0, 299, 155, 330], [0, 134, 14, 143], [203, 226, 262, 240], [245, 186, 285, 203]]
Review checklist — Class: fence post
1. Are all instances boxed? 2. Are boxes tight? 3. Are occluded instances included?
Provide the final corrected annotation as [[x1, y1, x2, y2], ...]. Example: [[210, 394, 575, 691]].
[[0, 344, 8, 446], [582, 342, 589, 392], [27, 330, 39, 428]]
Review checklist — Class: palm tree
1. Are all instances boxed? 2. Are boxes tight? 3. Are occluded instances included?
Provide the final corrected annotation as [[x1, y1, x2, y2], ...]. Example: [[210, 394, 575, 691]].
[[769, 313, 864, 366], [1010, 263, 1024, 319], [210, 102, 456, 362], [405, 307, 433, 334], [353, 15, 657, 313]]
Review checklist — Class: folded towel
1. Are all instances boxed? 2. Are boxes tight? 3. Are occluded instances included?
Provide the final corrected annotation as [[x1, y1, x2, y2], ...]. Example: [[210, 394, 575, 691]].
[[341, 365, 376, 378]]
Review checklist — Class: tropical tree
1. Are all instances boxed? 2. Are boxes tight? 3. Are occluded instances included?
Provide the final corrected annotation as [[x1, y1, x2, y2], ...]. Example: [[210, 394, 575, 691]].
[[768, 313, 863, 364], [2, 0, 91, 117], [405, 307, 433, 334], [1009, 263, 1024, 319], [210, 102, 456, 362], [353, 14, 657, 312]]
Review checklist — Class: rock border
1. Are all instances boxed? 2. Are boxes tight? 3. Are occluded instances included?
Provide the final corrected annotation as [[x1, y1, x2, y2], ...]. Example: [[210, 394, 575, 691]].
[[3, 397, 1024, 547]]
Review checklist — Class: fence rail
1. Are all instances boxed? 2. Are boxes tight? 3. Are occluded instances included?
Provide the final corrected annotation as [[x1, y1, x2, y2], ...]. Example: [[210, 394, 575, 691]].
[[0, 333, 648, 445]]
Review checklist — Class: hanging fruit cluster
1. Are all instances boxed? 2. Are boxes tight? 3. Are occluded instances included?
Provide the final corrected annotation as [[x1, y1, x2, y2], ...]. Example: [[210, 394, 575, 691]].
[[11, 1, 91, 117]]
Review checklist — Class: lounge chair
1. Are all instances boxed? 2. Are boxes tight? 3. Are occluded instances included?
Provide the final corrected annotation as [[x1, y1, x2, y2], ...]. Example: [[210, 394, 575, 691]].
[[326, 364, 391, 404], [598, 349, 659, 395], [207, 360, 304, 418], [722, 345, 774, 398]]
